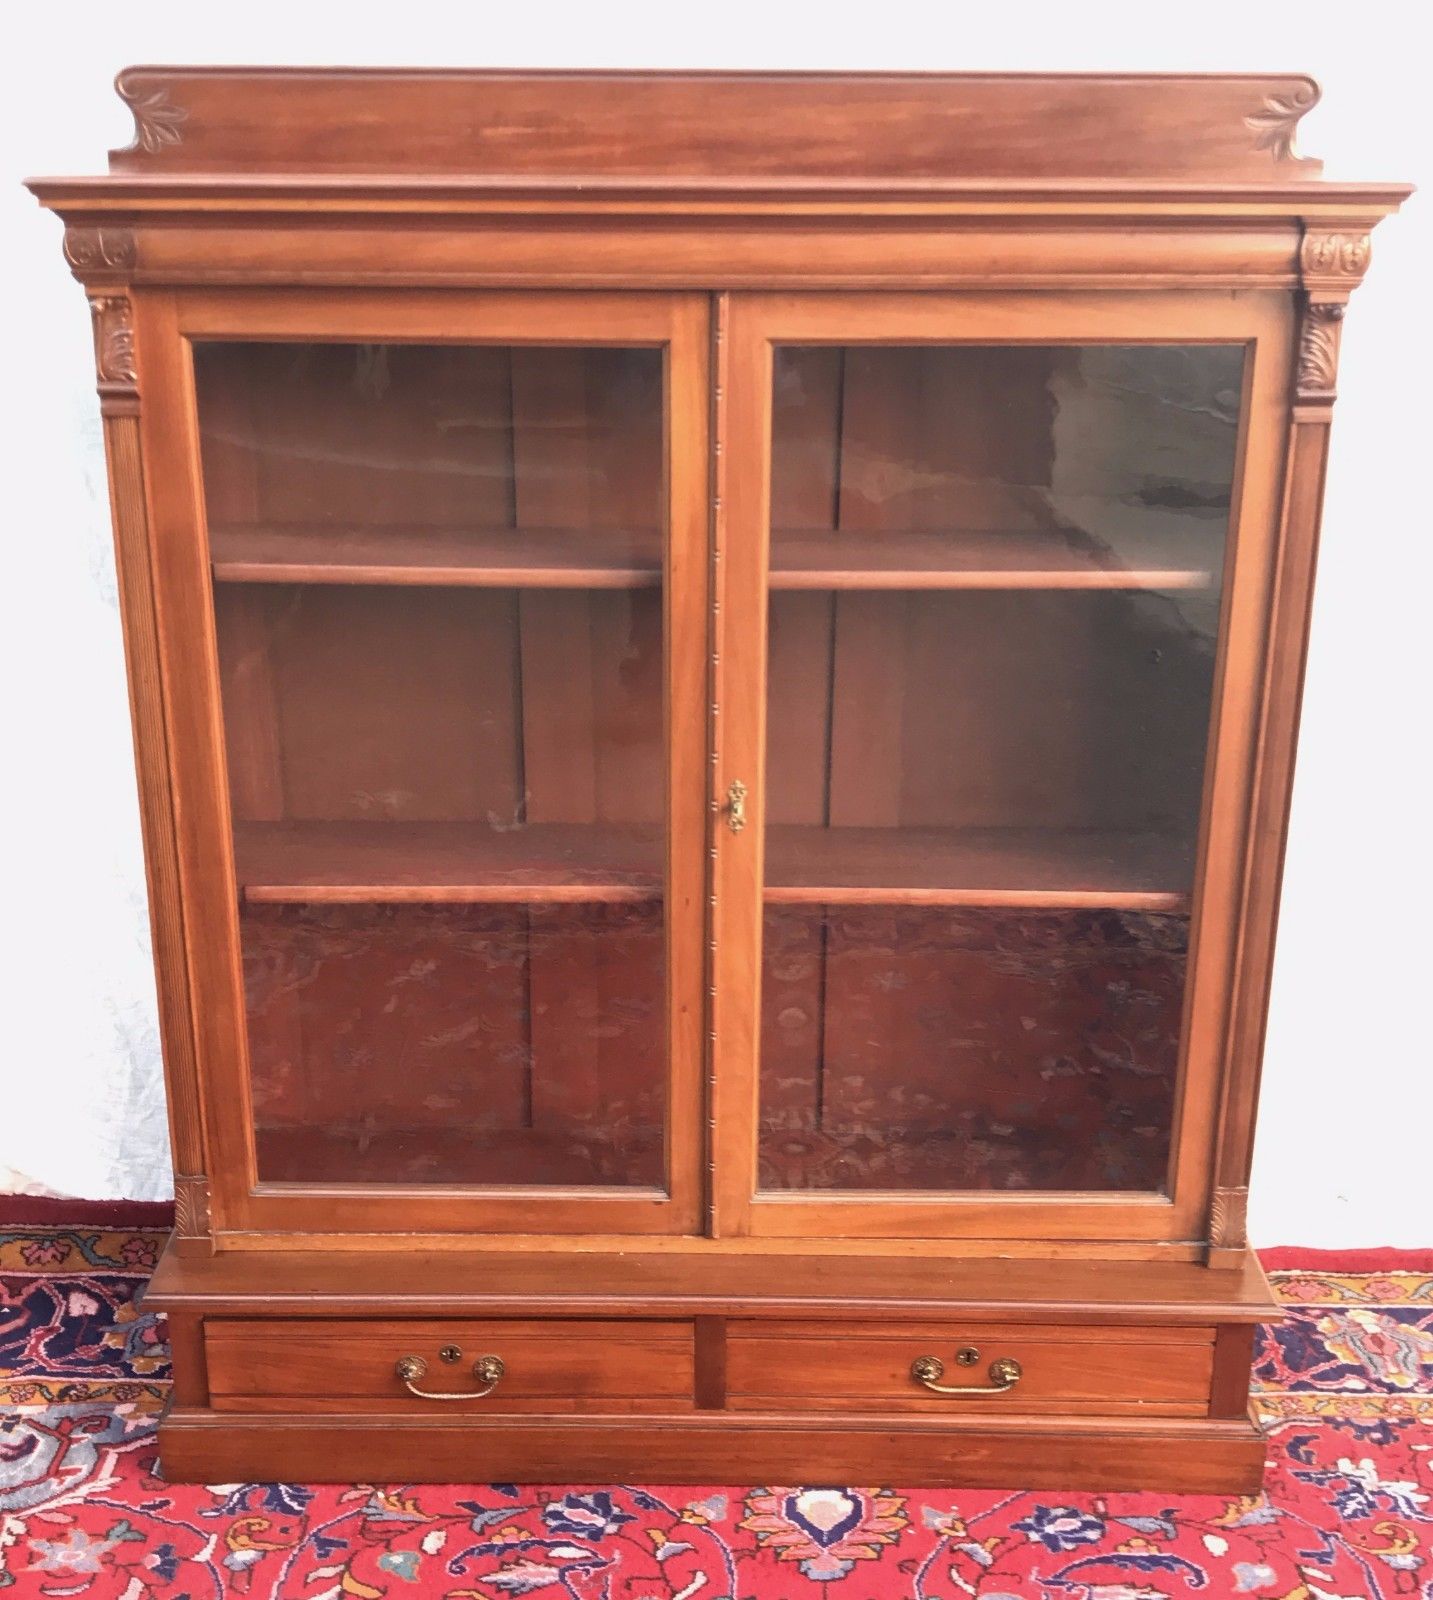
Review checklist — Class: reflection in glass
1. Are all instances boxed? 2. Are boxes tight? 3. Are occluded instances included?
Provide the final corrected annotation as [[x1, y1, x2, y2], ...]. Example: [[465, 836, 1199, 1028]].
[[248, 903, 664, 1186], [760, 906, 1184, 1192]]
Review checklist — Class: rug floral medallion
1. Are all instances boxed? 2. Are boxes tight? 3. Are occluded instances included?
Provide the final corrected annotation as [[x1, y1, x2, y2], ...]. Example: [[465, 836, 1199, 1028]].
[[1, 1228, 1429, 1598]]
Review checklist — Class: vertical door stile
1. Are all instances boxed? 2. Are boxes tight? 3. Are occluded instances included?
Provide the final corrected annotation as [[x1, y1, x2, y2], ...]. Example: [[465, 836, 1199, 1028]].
[[706, 291, 732, 1237], [664, 292, 716, 1235], [708, 295, 771, 1239]]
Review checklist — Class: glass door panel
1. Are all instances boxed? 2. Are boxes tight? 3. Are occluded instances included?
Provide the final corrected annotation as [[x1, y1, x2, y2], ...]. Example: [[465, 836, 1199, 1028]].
[[758, 341, 1244, 1196], [194, 339, 669, 1189]]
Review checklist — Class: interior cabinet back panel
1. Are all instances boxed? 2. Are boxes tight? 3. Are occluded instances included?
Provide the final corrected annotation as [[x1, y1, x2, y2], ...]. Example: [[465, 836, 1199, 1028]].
[[245, 901, 665, 1186], [759, 905, 1185, 1192]]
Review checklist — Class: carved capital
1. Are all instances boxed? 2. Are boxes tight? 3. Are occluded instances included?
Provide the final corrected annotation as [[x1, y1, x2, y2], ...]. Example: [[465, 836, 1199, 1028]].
[[172, 1174, 211, 1239], [1209, 1185, 1249, 1251], [1300, 229, 1372, 293], [62, 227, 136, 281], [116, 68, 188, 153]]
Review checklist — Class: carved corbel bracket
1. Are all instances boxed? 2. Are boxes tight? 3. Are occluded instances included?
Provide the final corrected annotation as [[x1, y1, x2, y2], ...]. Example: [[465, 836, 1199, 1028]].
[[1297, 228, 1372, 409], [1296, 301, 1346, 406], [87, 292, 139, 413]]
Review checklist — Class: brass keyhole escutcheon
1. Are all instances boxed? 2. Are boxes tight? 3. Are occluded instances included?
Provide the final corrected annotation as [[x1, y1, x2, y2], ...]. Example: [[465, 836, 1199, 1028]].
[[439, 1345, 462, 1364], [726, 778, 748, 833], [955, 1346, 980, 1366]]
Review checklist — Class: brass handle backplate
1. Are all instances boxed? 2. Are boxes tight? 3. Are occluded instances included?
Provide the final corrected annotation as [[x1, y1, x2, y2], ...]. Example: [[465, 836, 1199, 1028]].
[[726, 778, 748, 834], [395, 1353, 505, 1400], [911, 1354, 1022, 1396]]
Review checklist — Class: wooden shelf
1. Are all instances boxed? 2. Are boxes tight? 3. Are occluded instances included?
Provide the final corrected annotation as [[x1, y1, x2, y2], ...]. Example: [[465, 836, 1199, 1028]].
[[764, 826, 1193, 910], [210, 524, 663, 589], [255, 1123, 664, 1188], [768, 528, 1217, 591], [234, 821, 663, 904], [209, 524, 1214, 593], [235, 822, 1190, 909]]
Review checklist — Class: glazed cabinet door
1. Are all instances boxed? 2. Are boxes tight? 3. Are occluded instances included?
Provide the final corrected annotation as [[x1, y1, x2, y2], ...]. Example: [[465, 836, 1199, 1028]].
[[712, 291, 1294, 1244], [140, 291, 709, 1237]]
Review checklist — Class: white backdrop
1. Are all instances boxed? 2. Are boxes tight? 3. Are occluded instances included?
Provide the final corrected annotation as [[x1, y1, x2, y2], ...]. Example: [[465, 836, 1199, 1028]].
[[3, 0, 1429, 1243]]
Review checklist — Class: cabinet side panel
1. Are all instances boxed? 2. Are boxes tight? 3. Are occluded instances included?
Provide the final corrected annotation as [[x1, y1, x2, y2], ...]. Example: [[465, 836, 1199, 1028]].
[[97, 288, 208, 1247], [1210, 252, 1368, 1263]]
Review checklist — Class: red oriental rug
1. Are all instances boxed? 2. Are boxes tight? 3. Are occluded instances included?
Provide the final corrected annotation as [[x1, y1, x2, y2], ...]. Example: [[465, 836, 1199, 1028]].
[[1, 1215, 1429, 1598]]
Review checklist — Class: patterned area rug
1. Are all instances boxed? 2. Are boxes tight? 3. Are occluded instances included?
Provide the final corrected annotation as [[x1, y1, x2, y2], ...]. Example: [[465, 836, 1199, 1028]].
[[1, 1225, 1429, 1598]]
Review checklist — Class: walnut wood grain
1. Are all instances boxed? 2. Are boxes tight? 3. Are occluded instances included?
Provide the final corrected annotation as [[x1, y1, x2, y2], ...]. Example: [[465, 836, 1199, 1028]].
[[210, 524, 663, 588], [769, 526, 1218, 590], [157, 1406, 1270, 1492], [763, 824, 1193, 908], [103, 69, 1327, 181], [229, 819, 1192, 908], [205, 1318, 696, 1409], [725, 1320, 1215, 1416], [234, 820, 664, 903], [89, 296, 209, 1252], [146, 1240, 1279, 1323]]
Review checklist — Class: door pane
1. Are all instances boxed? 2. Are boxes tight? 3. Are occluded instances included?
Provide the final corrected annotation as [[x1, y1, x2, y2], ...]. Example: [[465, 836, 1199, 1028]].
[[194, 340, 668, 1187], [760, 342, 1244, 1193]]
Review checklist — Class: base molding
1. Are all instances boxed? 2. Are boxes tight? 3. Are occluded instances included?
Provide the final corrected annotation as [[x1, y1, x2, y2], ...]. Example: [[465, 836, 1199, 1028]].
[[148, 1241, 1277, 1490], [158, 1407, 1268, 1492]]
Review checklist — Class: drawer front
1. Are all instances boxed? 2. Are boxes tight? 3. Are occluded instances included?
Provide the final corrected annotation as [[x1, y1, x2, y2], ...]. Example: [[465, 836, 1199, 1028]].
[[726, 1321, 1215, 1416], [205, 1319, 695, 1413]]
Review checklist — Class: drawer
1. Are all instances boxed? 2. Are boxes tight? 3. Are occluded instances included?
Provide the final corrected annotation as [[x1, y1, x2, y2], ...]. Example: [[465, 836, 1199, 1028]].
[[726, 1321, 1215, 1416], [204, 1319, 695, 1414]]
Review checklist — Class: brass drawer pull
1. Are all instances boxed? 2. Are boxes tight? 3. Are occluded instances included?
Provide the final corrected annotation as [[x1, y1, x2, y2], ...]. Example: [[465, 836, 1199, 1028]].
[[395, 1353, 505, 1400], [911, 1354, 1022, 1395]]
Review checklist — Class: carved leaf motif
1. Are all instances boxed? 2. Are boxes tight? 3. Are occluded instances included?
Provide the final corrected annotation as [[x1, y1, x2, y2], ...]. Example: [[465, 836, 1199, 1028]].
[[1210, 1185, 1249, 1247], [116, 72, 188, 152], [63, 228, 137, 271], [1297, 302, 1345, 396], [90, 296, 137, 386], [1244, 82, 1319, 163], [1301, 232, 1372, 281], [172, 1174, 210, 1236]]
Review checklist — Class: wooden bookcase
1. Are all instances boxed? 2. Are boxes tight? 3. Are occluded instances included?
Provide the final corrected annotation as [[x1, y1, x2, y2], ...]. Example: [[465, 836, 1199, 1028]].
[[28, 68, 1408, 1489]]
